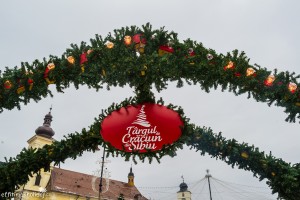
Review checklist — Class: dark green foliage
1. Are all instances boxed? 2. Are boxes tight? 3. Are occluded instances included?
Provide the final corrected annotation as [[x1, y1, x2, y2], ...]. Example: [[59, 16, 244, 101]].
[[0, 23, 299, 200]]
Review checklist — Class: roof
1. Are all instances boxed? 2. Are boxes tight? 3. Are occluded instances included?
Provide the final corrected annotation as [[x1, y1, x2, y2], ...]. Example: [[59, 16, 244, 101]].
[[48, 167, 148, 200]]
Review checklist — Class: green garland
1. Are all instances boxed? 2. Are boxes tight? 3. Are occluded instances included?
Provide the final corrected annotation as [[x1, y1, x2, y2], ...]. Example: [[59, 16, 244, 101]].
[[1, 23, 300, 199], [0, 23, 299, 121], [0, 98, 299, 199]]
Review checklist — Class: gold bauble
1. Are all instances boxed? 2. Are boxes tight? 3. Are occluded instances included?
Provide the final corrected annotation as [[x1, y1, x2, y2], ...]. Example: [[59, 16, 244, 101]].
[[241, 151, 249, 159]]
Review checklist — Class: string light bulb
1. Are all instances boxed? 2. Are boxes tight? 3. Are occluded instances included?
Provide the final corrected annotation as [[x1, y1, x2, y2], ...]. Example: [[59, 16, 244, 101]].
[[246, 67, 256, 76]]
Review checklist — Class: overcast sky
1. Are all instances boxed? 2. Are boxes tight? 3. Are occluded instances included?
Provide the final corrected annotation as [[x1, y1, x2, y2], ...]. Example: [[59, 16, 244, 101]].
[[0, 1, 299, 199]]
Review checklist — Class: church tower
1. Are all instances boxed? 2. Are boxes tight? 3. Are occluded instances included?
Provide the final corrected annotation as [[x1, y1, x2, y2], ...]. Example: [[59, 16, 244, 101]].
[[20, 108, 56, 194], [27, 107, 55, 149], [177, 177, 192, 200], [128, 166, 135, 187]]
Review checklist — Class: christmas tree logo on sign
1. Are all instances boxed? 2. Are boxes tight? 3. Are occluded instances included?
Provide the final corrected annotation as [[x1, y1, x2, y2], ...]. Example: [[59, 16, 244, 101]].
[[132, 105, 151, 127]]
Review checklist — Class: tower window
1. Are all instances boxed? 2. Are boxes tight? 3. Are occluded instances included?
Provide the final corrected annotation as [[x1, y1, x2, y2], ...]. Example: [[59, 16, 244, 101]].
[[34, 174, 41, 186]]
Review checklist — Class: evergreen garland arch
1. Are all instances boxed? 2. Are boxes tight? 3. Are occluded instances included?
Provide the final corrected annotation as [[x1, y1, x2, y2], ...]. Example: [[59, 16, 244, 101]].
[[0, 23, 299, 199]]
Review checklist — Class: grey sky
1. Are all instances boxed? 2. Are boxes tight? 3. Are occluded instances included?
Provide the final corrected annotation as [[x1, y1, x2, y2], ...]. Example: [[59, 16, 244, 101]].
[[0, 1, 299, 199]]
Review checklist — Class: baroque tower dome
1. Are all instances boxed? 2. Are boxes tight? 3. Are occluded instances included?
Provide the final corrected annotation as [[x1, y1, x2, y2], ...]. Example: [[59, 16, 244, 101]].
[[35, 108, 55, 138]]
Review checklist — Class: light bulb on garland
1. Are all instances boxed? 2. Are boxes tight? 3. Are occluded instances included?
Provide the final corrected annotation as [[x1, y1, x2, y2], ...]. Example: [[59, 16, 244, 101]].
[[288, 82, 297, 93], [106, 41, 114, 49], [224, 61, 234, 70], [67, 56, 75, 65], [264, 75, 275, 86], [44, 63, 55, 85], [124, 35, 132, 46], [3, 80, 12, 90], [87, 49, 93, 55], [246, 67, 256, 77]]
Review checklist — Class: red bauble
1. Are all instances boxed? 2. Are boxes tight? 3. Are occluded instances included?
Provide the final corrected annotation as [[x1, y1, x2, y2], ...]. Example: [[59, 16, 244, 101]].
[[133, 34, 146, 44], [100, 103, 184, 153]]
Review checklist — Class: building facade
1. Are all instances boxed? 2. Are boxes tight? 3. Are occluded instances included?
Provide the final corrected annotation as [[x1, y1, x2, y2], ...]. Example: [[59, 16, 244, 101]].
[[15, 110, 147, 200], [177, 180, 192, 200]]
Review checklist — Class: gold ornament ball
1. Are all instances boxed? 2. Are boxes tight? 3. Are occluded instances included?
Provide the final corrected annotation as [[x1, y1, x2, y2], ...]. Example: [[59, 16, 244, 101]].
[[241, 151, 249, 159]]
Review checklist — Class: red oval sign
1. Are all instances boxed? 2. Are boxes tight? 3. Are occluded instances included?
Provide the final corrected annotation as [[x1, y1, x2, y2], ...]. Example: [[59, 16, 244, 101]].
[[100, 103, 183, 153]]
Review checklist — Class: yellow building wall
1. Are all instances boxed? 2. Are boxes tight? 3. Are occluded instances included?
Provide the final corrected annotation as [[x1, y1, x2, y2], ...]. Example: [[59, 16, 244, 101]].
[[15, 191, 99, 200]]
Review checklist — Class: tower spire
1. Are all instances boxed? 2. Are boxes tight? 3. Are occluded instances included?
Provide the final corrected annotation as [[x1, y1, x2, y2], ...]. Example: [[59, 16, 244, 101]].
[[128, 165, 135, 187], [35, 107, 55, 138]]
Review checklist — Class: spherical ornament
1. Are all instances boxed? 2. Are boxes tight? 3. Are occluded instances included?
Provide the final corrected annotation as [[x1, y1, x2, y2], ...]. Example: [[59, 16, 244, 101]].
[[106, 41, 114, 49], [246, 67, 256, 76], [206, 54, 213, 60], [133, 34, 146, 44], [4, 80, 12, 90], [188, 48, 195, 57], [124, 35, 132, 46], [141, 66, 147, 76], [67, 56, 75, 65], [264, 75, 275, 86], [135, 43, 145, 54], [241, 151, 249, 159], [288, 82, 297, 93], [224, 61, 234, 70]]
